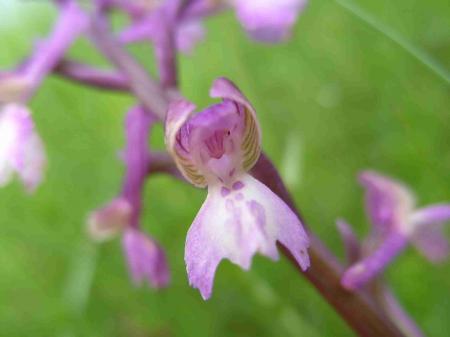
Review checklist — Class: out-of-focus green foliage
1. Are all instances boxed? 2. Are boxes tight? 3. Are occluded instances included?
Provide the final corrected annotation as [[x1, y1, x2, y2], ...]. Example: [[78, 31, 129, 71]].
[[0, 1, 449, 336]]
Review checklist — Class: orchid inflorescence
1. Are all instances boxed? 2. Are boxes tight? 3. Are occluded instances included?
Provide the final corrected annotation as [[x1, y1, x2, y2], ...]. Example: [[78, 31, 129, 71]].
[[0, 1, 448, 337]]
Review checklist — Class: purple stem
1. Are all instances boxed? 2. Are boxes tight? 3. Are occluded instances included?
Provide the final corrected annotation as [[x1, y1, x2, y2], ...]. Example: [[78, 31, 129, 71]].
[[148, 151, 184, 179], [341, 232, 408, 290], [21, 1, 87, 100], [153, 14, 178, 89], [121, 106, 156, 228], [336, 219, 362, 265], [54, 59, 130, 91], [89, 13, 169, 118], [154, 0, 185, 88]]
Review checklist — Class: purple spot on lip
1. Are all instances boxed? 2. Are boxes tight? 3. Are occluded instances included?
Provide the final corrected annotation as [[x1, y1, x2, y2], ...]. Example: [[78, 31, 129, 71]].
[[232, 181, 244, 190], [248, 200, 267, 236], [235, 193, 244, 201], [221, 187, 231, 197]]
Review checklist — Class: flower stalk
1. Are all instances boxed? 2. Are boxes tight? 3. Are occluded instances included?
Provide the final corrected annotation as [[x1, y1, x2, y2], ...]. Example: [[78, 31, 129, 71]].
[[86, 12, 407, 336]]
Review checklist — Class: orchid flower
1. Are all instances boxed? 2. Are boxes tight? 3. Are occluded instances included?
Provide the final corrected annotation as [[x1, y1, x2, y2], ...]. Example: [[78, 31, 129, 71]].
[[232, 0, 308, 43], [336, 219, 427, 337], [119, 0, 309, 54], [165, 77, 310, 299], [88, 106, 170, 288], [0, 104, 46, 192], [341, 170, 450, 290]]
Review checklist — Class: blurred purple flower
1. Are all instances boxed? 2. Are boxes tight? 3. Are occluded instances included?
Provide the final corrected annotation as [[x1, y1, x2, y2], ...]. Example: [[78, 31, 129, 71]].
[[118, 0, 206, 54], [233, 0, 308, 43], [165, 77, 310, 299], [341, 170, 450, 290], [88, 106, 170, 288], [88, 197, 132, 241], [336, 219, 427, 337], [0, 104, 46, 192], [119, 0, 308, 54]]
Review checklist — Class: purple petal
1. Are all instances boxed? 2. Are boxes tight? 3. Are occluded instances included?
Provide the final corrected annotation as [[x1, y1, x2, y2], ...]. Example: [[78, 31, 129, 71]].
[[410, 204, 450, 226], [234, 0, 307, 43], [410, 224, 449, 263], [358, 170, 415, 234], [336, 219, 362, 265], [210, 77, 261, 172], [87, 198, 132, 241], [122, 228, 170, 288], [165, 99, 206, 186], [175, 19, 206, 54], [0, 103, 46, 192], [17, 131, 46, 192], [341, 231, 408, 290], [185, 173, 309, 299], [408, 204, 450, 262]]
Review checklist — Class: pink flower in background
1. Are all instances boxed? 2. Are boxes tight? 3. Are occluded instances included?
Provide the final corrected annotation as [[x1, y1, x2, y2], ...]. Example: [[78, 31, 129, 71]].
[[341, 171, 450, 290], [165, 77, 310, 299], [0, 104, 46, 192], [232, 0, 308, 42], [88, 197, 132, 241], [119, 0, 308, 53], [118, 0, 207, 54]]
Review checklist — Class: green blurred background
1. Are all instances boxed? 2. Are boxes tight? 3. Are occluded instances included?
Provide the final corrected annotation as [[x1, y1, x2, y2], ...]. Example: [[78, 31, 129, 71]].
[[0, 0, 449, 336]]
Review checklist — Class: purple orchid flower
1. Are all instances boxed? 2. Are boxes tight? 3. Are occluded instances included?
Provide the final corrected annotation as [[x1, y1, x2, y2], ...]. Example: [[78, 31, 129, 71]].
[[165, 77, 310, 299], [336, 219, 427, 337], [341, 170, 450, 290], [0, 104, 46, 192], [119, 0, 308, 54], [232, 0, 308, 43], [88, 106, 170, 288]]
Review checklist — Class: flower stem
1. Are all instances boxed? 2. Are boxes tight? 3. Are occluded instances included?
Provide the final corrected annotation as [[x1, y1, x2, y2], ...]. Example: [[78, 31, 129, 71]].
[[54, 59, 130, 92], [89, 13, 169, 119]]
